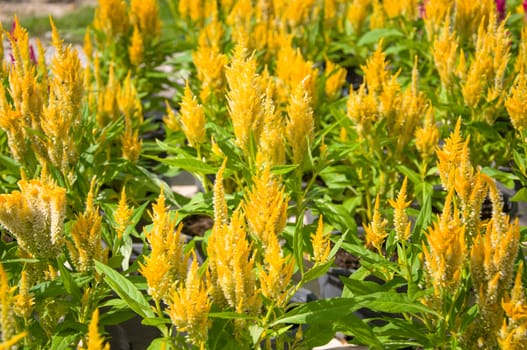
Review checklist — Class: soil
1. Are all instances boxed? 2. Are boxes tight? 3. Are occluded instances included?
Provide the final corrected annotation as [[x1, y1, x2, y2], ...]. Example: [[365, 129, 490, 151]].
[[0, 0, 97, 23]]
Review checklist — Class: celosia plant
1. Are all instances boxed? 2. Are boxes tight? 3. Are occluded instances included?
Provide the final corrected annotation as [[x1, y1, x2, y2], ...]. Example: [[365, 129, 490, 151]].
[[1, 0, 527, 349]]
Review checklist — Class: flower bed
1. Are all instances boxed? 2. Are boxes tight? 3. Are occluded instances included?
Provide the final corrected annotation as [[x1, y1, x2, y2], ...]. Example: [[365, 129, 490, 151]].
[[1, 0, 527, 349]]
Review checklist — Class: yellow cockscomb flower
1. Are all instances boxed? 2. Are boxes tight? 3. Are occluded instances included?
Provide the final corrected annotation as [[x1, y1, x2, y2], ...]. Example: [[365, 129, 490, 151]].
[[369, 0, 385, 30], [388, 177, 412, 242], [121, 126, 142, 163], [13, 271, 34, 320], [433, 16, 458, 90], [194, 16, 227, 102], [0, 264, 16, 346], [361, 40, 388, 95], [282, 0, 315, 27], [347, 0, 370, 35], [499, 263, 527, 349], [209, 209, 261, 316], [168, 254, 210, 348], [0, 22, 3, 68], [383, 0, 417, 19], [93, 0, 129, 41], [0, 175, 66, 259], [83, 29, 93, 61], [81, 309, 110, 350], [469, 180, 521, 347], [130, 0, 161, 42], [311, 216, 331, 265], [163, 100, 180, 132], [208, 162, 260, 317], [454, 0, 494, 39], [397, 58, 427, 153], [259, 228, 294, 305], [96, 64, 119, 127], [347, 84, 378, 138], [436, 118, 465, 190], [462, 14, 510, 114], [67, 180, 106, 272], [423, 189, 466, 296], [114, 188, 133, 240], [129, 25, 144, 67], [256, 82, 286, 167], [213, 159, 229, 230], [286, 79, 314, 165], [244, 165, 289, 244], [179, 83, 206, 149], [415, 106, 439, 161], [515, 27, 527, 74], [275, 36, 318, 102], [505, 73, 527, 132], [41, 20, 85, 172], [0, 332, 27, 350], [364, 194, 388, 253], [436, 119, 489, 238], [139, 190, 187, 303], [226, 0, 253, 46], [225, 44, 263, 152], [324, 60, 347, 100]]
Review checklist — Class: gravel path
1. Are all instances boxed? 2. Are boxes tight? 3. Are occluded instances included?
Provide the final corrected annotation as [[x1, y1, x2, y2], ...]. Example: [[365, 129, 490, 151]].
[[0, 0, 97, 23]]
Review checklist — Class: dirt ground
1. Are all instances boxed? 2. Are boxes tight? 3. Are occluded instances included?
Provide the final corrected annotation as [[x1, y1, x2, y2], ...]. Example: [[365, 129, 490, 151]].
[[0, 0, 97, 22]]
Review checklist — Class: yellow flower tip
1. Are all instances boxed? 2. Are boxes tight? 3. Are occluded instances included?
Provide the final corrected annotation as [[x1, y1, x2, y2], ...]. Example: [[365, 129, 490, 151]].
[[163, 100, 180, 132], [114, 187, 133, 240], [365, 194, 388, 253], [324, 59, 347, 99], [0, 332, 27, 349], [213, 158, 229, 229], [129, 24, 144, 67], [13, 270, 34, 320], [180, 82, 206, 148], [49, 16, 63, 55], [85, 309, 110, 350], [311, 216, 331, 264], [388, 177, 412, 242]]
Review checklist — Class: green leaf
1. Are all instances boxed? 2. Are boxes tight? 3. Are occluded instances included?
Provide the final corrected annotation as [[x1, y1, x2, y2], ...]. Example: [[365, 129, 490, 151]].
[[302, 259, 334, 284], [354, 292, 438, 316], [208, 311, 258, 320], [375, 318, 431, 347], [336, 313, 384, 349], [293, 218, 305, 275], [94, 260, 155, 319], [120, 235, 133, 271], [270, 164, 298, 175], [357, 28, 404, 46], [0, 154, 20, 173], [50, 334, 78, 350], [270, 298, 358, 326], [481, 167, 519, 189], [57, 258, 81, 302], [511, 187, 527, 202], [396, 165, 421, 187], [248, 324, 265, 346], [314, 200, 357, 234], [413, 184, 433, 242], [341, 277, 386, 296], [142, 317, 172, 327], [154, 157, 217, 175], [147, 337, 172, 350]]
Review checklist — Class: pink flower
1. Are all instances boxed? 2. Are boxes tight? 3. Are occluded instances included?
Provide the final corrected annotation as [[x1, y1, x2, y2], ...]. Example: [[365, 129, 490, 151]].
[[9, 19, 38, 65], [495, 0, 506, 21], [419, 0, 429, 19]]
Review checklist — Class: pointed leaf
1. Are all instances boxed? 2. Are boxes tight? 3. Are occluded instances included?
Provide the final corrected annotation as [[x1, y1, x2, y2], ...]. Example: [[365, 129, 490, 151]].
[[94, 260, 155, 319], [270, 298, 358, 326]]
